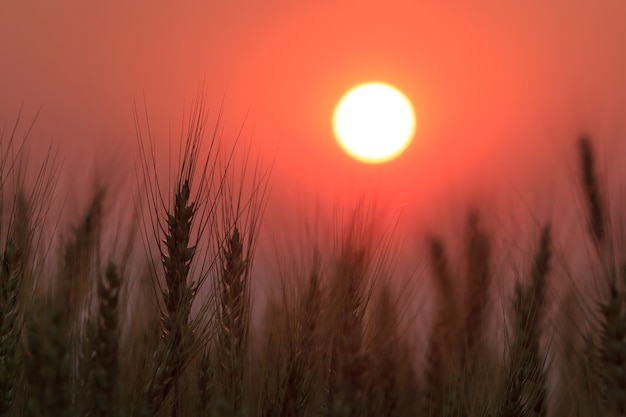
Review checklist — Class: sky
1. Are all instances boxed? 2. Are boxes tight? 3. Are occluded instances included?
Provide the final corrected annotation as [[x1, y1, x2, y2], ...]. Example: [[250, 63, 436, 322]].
[[2, 0, 626, 282]]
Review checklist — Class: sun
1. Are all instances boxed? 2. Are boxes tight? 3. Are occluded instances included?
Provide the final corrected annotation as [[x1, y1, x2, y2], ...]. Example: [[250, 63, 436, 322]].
[[333, 82, 416, 164]]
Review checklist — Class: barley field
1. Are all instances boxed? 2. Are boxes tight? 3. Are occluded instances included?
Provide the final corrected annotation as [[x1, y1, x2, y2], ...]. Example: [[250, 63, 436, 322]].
[[0, 106, 623, 417]]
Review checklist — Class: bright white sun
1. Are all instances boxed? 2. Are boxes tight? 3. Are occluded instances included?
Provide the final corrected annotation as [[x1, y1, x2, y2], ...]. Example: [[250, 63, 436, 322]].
[[333, 82, 416, 164]]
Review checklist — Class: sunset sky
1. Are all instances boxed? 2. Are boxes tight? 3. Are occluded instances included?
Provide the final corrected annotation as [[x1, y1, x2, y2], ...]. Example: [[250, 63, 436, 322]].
[[2, 1, 626, 266]]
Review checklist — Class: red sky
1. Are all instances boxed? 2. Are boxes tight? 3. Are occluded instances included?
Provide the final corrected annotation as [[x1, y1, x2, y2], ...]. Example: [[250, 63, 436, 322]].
[[2, 0, 626, 273]]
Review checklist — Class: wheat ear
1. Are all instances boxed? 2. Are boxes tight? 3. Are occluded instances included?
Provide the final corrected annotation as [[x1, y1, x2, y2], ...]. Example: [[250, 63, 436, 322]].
[[0, 193, 31, 414], [498, 226, 551, 417], [144, 179, 196, 416], [215, 226, 250, 414], [89, 262, 122, 417], [327, 245, 369, 417], [598, 279, 626, 415], [279, 260, 323, 417], [367, 282, 400, 417], [462, 210, 491, 363], [24, 305, 71, 417], [579, 136, 606, 243], [422, 236, 459, 417]]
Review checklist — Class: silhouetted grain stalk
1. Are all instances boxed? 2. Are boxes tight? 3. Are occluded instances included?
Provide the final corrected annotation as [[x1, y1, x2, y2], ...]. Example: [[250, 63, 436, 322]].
[[88, 262, 122, 417], [598, 280, 626, 416], [284, 263, 323, 416], [366, 282, 401, 417], [272, 261, 324, 417], [54, 187, 106, 410], [54, 187, 106, 412], [59, 187, 105, 322], [0, 240, 22, 415], [551, 290, 588, 416], [578, 332, 604, 414], [327, 245, 369, 417], [134, 94, 230, 416], [579, 136, 606, 244], [207, 131, 267, 415], [144, 179, 197, 416], [0, 113, 59, 415], [215, 226, 251, 415], [577, 137, 626, 415], [255, 296, 291, 417], [462, 211, 492, 364], [24, 305, 71, 417], [256, 261, 324, 417], [198, 347, 215, 413], [422, 236, 460, 417], [498, 226, 551, 417], [0, 193, 32, 415]]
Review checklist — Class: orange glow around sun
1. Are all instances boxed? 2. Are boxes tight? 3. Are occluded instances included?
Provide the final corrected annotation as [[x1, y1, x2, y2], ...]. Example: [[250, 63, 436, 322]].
[[332, 82, 416, 164]]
